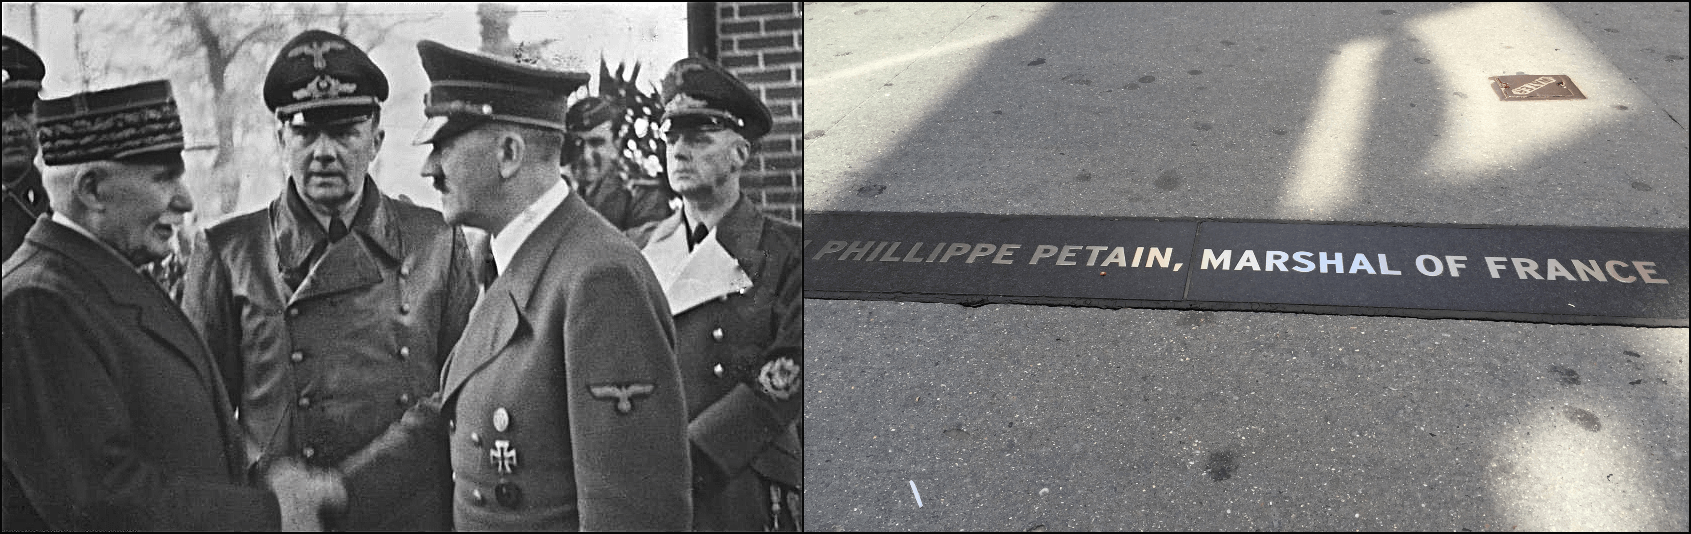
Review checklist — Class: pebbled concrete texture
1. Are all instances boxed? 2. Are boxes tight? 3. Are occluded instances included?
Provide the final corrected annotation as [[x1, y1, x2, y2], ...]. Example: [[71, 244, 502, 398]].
[[805, 301, 1688, 531], [804, 3, 1689, 227], [802, 2, 1690, 531]]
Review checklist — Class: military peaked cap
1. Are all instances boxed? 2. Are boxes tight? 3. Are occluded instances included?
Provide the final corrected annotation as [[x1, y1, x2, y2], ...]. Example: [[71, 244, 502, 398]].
[[659, 57, 771, 141], [37, 79, 184, 166], [3, 34, 46, 109], [264, 29, 387, 125], [565, 96, 623, 132], [413, 40, 588, 145]]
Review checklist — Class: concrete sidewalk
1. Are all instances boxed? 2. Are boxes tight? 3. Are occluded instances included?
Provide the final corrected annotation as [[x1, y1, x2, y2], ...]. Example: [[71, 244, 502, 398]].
[[802, 2, 1688, 531]]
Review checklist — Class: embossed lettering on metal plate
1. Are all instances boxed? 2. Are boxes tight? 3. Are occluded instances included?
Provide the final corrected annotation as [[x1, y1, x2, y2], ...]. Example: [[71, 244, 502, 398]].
[[1490, 74, 1585, 101]]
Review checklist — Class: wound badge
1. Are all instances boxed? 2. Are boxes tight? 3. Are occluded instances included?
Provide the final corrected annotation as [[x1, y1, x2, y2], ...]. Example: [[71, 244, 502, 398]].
[[590, 383, 655, 414], [757, 358, 801, 400]]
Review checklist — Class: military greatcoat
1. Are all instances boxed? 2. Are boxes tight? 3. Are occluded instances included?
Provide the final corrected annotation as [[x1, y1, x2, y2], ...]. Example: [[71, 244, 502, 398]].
[[632, 194, 804, 531], [575, 163, 673, 232], [343, 192, 692, 530], [1, 166, 50, 262], [2, 218, 279, 531], [179, 177, 477, 530]]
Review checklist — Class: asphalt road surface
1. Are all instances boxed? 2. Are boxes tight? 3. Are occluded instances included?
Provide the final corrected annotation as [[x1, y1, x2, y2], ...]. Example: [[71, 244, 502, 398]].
[[802, 2, 1689, 531]]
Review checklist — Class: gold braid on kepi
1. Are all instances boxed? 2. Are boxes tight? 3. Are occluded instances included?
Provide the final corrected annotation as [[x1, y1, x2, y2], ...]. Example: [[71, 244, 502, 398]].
[[36, 80, 184, 166]]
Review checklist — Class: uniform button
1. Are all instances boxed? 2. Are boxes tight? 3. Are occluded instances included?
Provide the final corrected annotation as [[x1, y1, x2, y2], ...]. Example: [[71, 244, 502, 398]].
[[287, 307, 300, 317], [447, 419, 455, 431], [297, 396, 311, 409], [398, 346, 411, 358], [450, 471, 456, 481], [470, 432, 482, 446], [470, 489, 486, 506], [289, 351, 304, 363], [301, 446, 316, 459], [398, 393, 413, 405], [399, 303, 411, 314], [712, 328, 724, 342], [494, 481, 523, 508], [399, 265, 411, 277], [713, 364, 725, 377]]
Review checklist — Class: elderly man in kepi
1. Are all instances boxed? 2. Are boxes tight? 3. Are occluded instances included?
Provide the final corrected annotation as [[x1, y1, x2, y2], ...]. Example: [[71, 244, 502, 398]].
[[179, 29, 477, 531], [3, 79, 345, 531], [563, 96, 673, 231], [2, 34, 49, 262], [626, 57, 803, 531], [340, 39, 691, 531]]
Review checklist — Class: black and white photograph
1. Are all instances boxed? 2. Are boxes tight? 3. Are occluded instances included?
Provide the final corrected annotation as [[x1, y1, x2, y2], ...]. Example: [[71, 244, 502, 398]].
[[3, 2, 802, 530]]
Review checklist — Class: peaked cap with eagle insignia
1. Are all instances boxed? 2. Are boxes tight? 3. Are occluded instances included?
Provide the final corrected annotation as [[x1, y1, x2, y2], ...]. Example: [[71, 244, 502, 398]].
[[263, 29, 388, 126]]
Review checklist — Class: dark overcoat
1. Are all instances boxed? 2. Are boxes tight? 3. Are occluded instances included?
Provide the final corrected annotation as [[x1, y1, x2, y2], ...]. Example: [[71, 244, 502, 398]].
[[1, 166, 51, 262], [578, 169, 673, 231], [631, 195, 803, 531], [179, 177, 477, 530], [343, 191, 692, 530], [1, 217, 279, 531]]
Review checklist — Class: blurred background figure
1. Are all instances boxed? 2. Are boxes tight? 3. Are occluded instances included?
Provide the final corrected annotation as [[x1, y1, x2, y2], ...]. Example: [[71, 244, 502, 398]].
[[564, 95, 674, 231], [2, 34, 47, 263]]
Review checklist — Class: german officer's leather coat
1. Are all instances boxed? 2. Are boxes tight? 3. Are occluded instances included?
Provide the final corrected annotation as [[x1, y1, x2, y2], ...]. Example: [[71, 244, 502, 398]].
[[179, 177, 477, 530]]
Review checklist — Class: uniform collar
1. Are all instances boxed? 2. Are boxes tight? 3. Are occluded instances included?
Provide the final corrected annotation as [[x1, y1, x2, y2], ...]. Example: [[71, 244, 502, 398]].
[[49, 212, 144, 269], [490, 178, 571, 276], [274, 175, 403, 270], [713, 194, 769, 280]]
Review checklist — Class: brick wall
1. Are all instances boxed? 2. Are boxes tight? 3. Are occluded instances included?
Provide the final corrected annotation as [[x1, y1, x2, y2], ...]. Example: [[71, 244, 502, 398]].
[[717, 2, 802, 225]]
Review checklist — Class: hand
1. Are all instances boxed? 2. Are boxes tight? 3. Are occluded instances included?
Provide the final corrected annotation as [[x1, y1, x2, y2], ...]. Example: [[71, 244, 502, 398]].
[[264, 457, 348, 532]]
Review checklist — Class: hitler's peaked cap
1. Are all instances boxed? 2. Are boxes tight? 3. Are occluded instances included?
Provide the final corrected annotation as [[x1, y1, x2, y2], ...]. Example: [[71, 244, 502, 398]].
[[2, 34, 46, 94], [413, 40, 588, 145], [659, 57, 771, 140], [263, 29, 388, 125], [36, 80, 184, 166]]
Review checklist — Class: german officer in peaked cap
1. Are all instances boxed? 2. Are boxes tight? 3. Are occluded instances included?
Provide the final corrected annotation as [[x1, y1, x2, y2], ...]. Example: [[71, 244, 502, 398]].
[[342, 39, 691, 531], [627, 56, 803, 531], [5, 79, 348, 531], [179, 28, 477, 531], [2, 34, 49, 262]]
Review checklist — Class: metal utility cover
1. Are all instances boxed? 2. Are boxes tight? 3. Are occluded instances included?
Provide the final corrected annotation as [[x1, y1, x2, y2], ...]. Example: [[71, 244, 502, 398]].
[[1490, 74, 1585, 101]]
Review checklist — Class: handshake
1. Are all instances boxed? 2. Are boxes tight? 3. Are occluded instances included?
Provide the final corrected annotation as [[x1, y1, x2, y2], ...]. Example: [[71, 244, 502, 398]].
[[260, 456, 348, 532]]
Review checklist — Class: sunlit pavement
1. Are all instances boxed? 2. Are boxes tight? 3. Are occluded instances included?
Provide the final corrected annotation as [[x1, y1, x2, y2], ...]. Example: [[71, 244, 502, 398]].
[[802, 3, 1689, 531]]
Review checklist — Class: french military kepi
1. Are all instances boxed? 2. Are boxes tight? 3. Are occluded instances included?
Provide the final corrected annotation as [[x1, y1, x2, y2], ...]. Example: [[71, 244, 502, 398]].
[[36, 80, 184, 166], [3, 34, 46, 109], [413, 40, 588, 145], [264, 29, 387, 126], [660, 57, 772, 141]]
